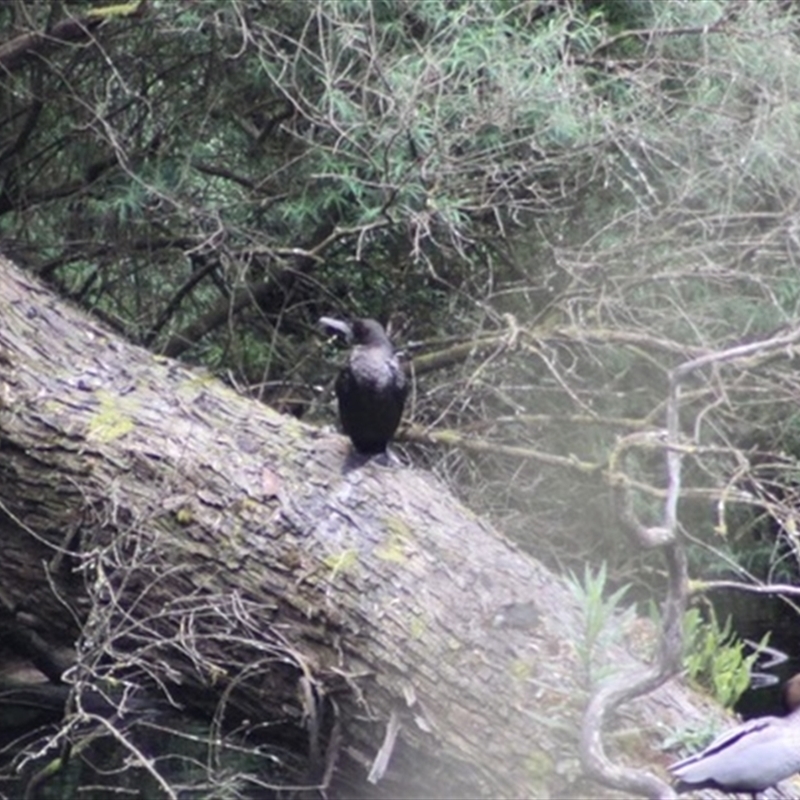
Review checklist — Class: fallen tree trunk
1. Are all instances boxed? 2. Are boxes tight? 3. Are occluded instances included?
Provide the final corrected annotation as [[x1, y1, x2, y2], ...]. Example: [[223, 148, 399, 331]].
[[0, 253, 696, 798]]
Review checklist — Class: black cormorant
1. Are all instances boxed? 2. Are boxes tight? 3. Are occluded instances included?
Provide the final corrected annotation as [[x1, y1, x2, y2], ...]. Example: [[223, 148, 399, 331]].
[[320, 317, 407, 455]]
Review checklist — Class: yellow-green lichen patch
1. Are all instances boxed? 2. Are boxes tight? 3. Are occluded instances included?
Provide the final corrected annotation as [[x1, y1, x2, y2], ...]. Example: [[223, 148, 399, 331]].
[[172, 370, 221, 408], [409, 616, 427, 640], [376, 517, 413, 563], [385, 516, 412, 538], [43, 399, 63, 415], [229, 495, 273, 524], [175, 506, 194, 525], [524, 749, 555, 785], [375, 536, 407, 564], [86, 389, 136, 442], [510, 658, 533, 681], [323, 549, 359, 579], [284, 416, 304, 435]]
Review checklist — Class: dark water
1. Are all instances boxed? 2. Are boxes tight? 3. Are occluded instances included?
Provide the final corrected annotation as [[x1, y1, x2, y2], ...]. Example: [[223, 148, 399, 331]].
[[715, 590, 800, 718]]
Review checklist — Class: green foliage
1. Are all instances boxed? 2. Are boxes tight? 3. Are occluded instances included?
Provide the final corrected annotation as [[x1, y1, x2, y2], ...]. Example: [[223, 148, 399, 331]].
[[565, 562, 635, 686], [682, 605, 766, 710], [660, 717, 721, 758]]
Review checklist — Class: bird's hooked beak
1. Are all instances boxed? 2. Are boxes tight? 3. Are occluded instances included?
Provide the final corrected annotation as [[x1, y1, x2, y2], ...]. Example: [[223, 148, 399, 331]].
[[319, 316, 353, 343]]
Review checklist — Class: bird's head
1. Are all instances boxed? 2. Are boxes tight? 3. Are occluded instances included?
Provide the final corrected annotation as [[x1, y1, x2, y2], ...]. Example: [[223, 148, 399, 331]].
[[319, 317, 392, 349], [351, 318, 391, 347]]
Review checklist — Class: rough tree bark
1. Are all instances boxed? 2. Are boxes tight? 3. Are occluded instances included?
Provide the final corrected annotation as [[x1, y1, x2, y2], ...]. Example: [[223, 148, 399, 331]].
[[0, 254, 709, 798]]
